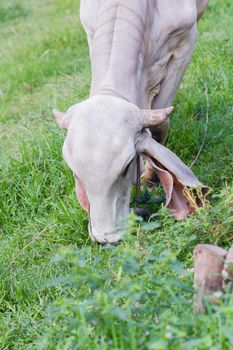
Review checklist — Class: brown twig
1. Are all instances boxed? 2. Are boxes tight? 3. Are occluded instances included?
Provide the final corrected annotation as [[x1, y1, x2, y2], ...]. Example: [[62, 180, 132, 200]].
[[190, 84, 209, 169]]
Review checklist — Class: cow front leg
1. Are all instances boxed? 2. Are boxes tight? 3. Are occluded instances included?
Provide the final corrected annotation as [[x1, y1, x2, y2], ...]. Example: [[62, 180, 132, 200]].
[[144, 28, 197, 186]]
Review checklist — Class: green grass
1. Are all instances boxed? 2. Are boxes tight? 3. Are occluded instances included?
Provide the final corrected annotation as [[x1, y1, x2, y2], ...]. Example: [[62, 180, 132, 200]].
[[0, 0, 233, 349]]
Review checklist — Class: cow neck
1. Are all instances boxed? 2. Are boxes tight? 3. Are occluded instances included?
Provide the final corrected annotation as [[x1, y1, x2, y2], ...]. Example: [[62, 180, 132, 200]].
[[89, 0, 148, 105]]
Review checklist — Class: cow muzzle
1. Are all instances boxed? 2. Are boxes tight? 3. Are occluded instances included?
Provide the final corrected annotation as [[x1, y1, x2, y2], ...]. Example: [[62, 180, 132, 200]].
[[88, 222, 123, 244]]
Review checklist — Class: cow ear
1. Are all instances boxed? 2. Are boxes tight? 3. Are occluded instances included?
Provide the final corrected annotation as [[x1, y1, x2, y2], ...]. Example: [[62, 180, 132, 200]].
[[74, 175, 90, 212], [53, 109, 70, 129], [139, 133, 209, 220]]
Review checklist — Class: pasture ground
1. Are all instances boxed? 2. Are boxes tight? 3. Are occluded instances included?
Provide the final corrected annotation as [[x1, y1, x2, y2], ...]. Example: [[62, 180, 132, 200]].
[[0, 0, 233, 349]]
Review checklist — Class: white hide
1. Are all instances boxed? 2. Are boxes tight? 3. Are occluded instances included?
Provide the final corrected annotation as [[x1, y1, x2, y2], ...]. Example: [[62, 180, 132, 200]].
[[62, 96, 138, 243], [54, 0, 208, 243]]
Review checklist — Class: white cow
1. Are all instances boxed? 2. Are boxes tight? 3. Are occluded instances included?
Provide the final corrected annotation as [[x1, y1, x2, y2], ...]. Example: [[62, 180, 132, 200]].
[[54, 0, 208, 243]]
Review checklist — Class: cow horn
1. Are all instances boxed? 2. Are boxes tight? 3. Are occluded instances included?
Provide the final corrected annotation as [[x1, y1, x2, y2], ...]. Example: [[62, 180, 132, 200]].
[[141, 106, 174, 129]]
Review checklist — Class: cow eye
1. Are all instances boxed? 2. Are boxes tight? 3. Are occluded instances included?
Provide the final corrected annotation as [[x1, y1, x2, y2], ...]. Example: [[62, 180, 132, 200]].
[[122, 159, 134, 177]]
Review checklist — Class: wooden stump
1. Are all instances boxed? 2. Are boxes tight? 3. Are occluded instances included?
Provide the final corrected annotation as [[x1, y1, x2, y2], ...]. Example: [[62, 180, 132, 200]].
[[223, 247, 233, 287], [193, 244, 227, 312]]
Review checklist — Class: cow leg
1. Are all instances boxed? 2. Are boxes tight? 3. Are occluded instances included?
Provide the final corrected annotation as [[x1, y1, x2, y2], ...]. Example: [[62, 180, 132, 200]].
[[151, 32, 197, 141], [196, 0, 209, 20], [144, 29, 197, 186]]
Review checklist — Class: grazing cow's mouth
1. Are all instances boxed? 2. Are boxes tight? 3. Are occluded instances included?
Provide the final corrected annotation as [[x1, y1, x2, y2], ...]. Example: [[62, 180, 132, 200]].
[[88, 222, 124, 244]]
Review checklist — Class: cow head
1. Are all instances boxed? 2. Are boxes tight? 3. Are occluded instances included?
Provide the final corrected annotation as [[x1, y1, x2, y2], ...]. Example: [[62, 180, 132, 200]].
[[54, 95, 206, 243]]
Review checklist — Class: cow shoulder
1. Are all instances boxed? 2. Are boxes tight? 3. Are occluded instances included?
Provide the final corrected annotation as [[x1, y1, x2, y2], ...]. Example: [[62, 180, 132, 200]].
[[158, 0, 197, 33], [80, 0, 101, 33]]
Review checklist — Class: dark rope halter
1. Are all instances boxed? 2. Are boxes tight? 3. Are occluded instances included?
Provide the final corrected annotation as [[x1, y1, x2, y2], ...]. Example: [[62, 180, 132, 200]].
[[133, 155, 141, 213]]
